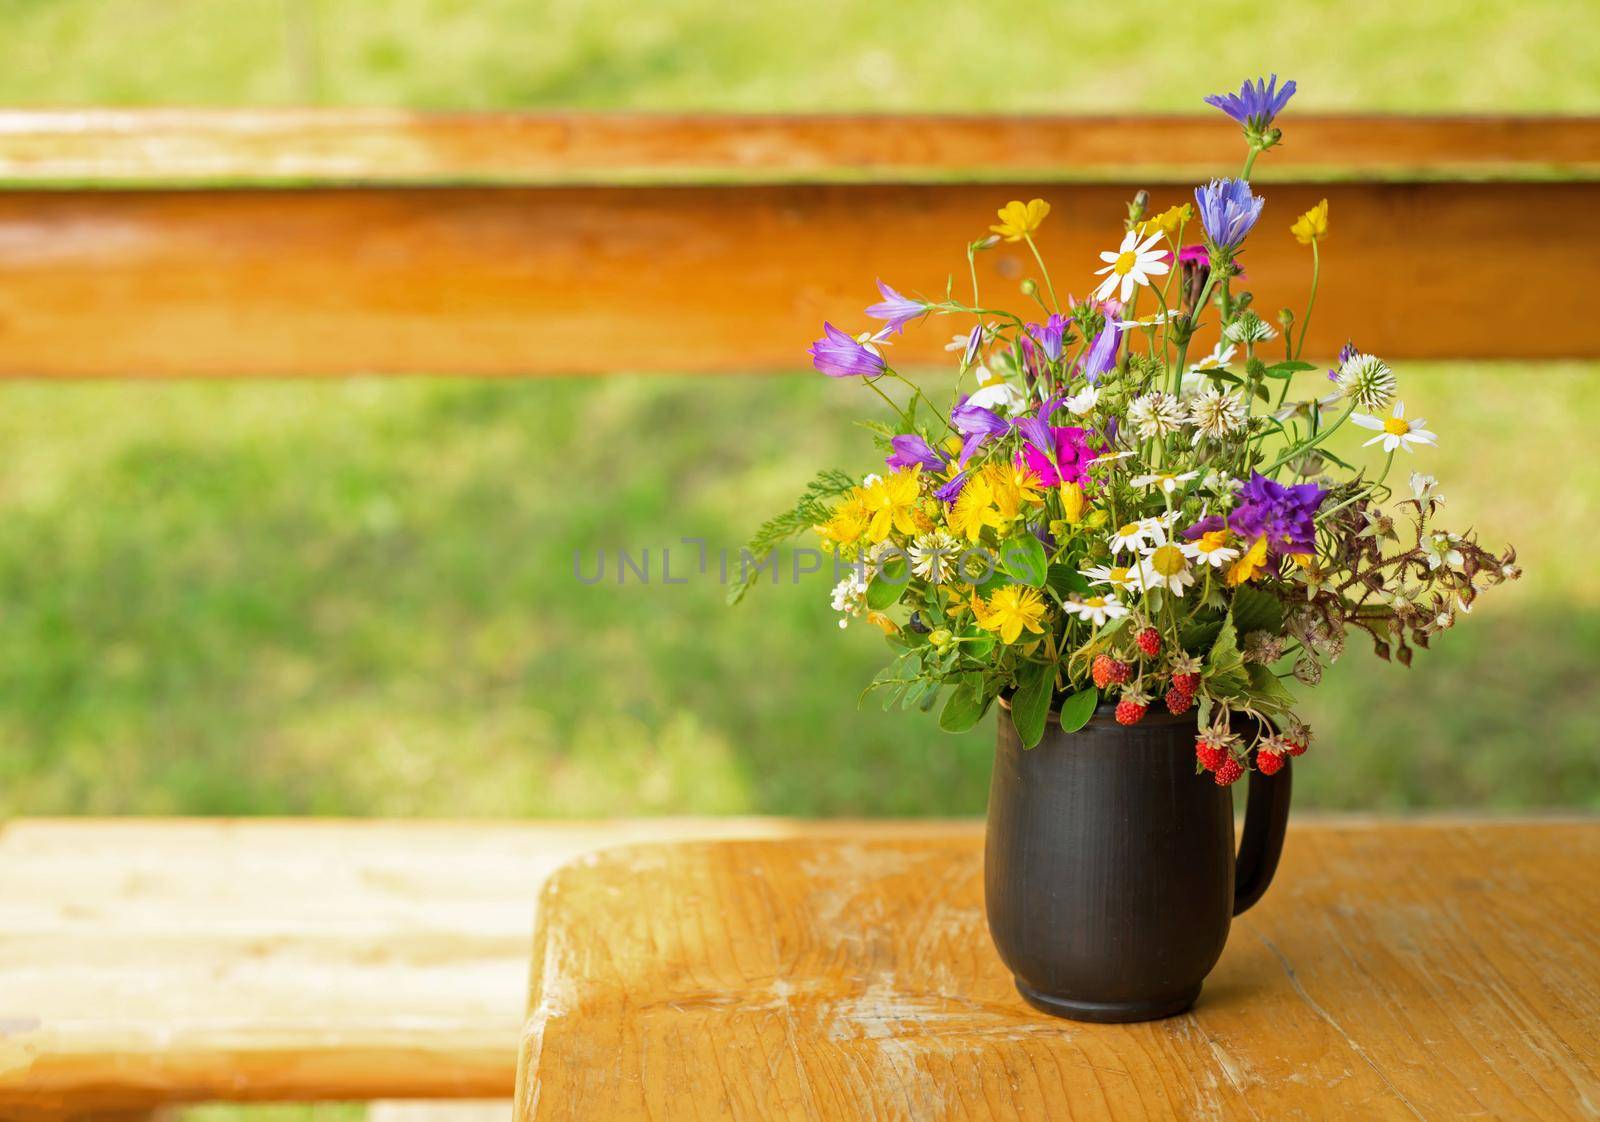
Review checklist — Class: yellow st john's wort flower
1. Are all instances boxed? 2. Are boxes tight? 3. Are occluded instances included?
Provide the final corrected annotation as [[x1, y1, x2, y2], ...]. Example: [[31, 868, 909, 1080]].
[[814, 488, 870, 549], [982, 462, 1045, 520], [1291, 198, 1329, 245], [947, 473, 1003, 543], [862, 466, 925, 542], [1137, 202, 1193, 240], [1058, 481, 1087, 524], [971, 585, 1049, 644], [1227, 535, 1271, 586], [990, 198, 1051, 242]]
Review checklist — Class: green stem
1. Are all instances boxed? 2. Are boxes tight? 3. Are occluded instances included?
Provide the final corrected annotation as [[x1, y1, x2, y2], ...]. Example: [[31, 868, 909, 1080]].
[[1294, 239, 1321, 362], [1022, 234, 1061, 314], [1260, 401, 1356, 474]]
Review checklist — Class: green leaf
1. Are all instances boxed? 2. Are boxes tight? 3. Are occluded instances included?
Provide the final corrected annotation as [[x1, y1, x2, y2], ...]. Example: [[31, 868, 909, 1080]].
[[1263, 360, 1318, 378], [1205, 614, 1249, 695], [939, 679, 990, 733], [866, 559, 909, 610], [1001, 535, 1049, 588], [1230, 585, 1285, 636], [1244, 663, 1298, 712], [961, 631, 996, 659], [1180, 615, 1223, 653], [1010, 662, 1053, 750], [1056, 687, 1099, 734], [1046, 564, 1091, 599]]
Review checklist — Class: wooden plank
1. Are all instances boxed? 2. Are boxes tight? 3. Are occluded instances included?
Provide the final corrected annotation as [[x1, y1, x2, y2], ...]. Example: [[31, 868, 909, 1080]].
[[0, 111, 1596, 186], [0, 179, 1594, 378], [0, 817, 974, 1120], [517, 824, 1600, 1121]]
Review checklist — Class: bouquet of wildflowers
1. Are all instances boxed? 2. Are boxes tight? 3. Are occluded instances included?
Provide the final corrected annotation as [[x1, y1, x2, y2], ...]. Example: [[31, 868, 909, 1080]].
[[740, 77, 1520, 783]]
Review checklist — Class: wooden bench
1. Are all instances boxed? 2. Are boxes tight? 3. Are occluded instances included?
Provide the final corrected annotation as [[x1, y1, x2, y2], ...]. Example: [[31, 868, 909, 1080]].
[[0, 818, 971, 1120], [515, 823, 1600, 1120]]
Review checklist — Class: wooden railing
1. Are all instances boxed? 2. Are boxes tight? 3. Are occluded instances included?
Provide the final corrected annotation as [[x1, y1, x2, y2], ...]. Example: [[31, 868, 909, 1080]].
[[0, 111, 1595, 378]]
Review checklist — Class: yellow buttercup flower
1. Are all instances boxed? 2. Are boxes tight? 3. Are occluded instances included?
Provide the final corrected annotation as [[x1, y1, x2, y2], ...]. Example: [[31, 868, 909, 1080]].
[[1137, 202, 1193, 240], [972, 585, 1049, 644], [1227, 535, 1271, 586], [990, 198, 1051, 242], [815, 488, 870, 549], [1291, 198, 1329, 246], [863, 467, 925, 542]]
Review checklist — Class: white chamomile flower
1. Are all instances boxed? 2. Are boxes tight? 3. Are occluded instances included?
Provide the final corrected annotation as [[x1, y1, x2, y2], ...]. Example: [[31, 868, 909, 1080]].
[[830, 573, 869, 627], [1189, 342, 1237, 374], [1127, 391, 1187, 440], [1131, 470, 1199, 495], [908, 531, 961, 583], [1335, 352, 1397, 411], [1081, 562, 1144, 594], [1188, 386, 1246, 442], [1223, 312, 1277, 344], [1064, 384, 1100, 416], [1182, 529, 1241, 569], [1107, 519, 1153, 554], [1063, 594, 1130, 626], [1273, 392, 1342, 423], [1409, 472, 1444, 506], [1092, 228, 1171, 303], [1114, 311, 1178, 329], [1352, 401, 1437, 453], [1139, 541, 1196, 594], [966, 377, 1027, 414]]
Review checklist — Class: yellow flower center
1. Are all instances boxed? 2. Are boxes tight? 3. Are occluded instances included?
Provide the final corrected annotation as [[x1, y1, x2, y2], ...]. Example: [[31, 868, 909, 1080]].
[[1083, 596, 1107, 608], [1383, 416, 1412, 435], [1117, 522, 1140, 537], [1150, 544, 1186, 576], [1109, 566, 1131, 585], [1112, 250, 1139, 276]]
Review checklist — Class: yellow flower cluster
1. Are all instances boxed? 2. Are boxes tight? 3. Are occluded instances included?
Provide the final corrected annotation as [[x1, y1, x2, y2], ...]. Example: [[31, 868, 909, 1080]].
[[1136, 202, 1193, 240]]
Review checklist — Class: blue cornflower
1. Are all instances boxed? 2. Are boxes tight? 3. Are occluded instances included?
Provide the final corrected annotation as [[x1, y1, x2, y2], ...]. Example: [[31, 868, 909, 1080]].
[[1194, 178, 1265, 254], [1205, 75, 1297, 136]]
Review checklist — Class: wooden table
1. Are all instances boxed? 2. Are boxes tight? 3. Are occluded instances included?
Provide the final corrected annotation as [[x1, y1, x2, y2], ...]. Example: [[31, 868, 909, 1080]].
[[515, 822, 1600, 1120]]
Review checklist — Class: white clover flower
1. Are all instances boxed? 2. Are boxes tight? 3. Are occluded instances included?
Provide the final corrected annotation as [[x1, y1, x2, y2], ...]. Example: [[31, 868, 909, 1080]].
[[1352, 401, 1436, 453], [1223, 313, 1277, 344], [908, 531, 961, 584], [1128, 391, 1187, 439], [1188, 386, 1247, 442], [1336, 352, 1397, 411]]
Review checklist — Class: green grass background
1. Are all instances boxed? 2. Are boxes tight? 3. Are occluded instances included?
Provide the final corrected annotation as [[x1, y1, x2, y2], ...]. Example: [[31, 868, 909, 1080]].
[[2, 3, 1596, 1119]]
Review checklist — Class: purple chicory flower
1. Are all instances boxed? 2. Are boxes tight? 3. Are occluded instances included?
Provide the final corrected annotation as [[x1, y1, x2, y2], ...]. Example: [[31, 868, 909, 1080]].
[[935, 471, 968, 504], [885, 433, 947, 472], [865, 279, 929, 335], [1204, 75, 1297, 135], [1081, 322, 1122, 384], [1195, 178, 1266, 254], [809, 322, 886, 378], [1021, 425, 1095, 487], [951, 396, 1011, 466], [1228, 472, 1327, 558]]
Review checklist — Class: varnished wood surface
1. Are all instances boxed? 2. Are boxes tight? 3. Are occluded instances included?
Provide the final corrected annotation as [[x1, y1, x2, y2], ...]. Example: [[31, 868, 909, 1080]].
[[517, 823, 1600, 1121], [0, 817, 971, 1121], [0, 179, 1594, 378], [2, 111, 1596, 186]]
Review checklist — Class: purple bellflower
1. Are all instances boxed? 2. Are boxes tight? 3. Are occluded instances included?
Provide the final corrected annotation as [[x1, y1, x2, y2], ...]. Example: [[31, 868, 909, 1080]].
[[950, 396, 1012, 466], [884, 433, 947, 473], [864, 280, 929, 335], [809, 323, 886, 378]]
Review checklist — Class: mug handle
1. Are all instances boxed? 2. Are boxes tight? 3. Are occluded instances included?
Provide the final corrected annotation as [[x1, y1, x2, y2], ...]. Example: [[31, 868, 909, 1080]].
[[1233, 756, 1292, 915]]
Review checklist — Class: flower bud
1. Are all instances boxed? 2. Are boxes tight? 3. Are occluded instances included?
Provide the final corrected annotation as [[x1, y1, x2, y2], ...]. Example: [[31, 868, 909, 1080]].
[[1277, 307, 1295, 329], [1020, 278, 1038, 297], [929, 628, 954, 650]]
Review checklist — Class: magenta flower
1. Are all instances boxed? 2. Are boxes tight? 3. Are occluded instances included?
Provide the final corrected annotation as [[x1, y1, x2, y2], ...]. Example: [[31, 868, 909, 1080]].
[[1020, 423, 1095, 488], [809, 323, 886, 378], [885, 433, 947, 472], [865, 280, 929, 335]]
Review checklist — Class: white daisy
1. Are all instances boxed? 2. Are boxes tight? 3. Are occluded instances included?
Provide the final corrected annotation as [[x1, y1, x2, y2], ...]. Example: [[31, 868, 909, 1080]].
[[1131, 470, 1199, 495], [1335, 352, 1397, 411], [1063, 594, 1130, 627], [1188, 386, 1246, 442], [1114, 311, 1178, 329], [966, 378, 1027, 414], [1081, 562, 1144, 594], [1182, 529, 1241, 569], [1107, 519, 1153, 554], [1352, 401, 1437, 453], [1127, 391, 1187, 440], [1139, 541, 1197, 594], [908, 532, 962, 583], [1064, 384, 1100, 416], [1188, 342, 1237, 374], [1092, 229, 1171, 303]]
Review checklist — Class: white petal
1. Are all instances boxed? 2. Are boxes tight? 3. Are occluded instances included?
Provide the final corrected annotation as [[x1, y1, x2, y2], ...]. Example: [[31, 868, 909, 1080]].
[[1099, 251, 1121, 263], [1362, 433, 1386, 447], [1351, 414, 1383, 430]]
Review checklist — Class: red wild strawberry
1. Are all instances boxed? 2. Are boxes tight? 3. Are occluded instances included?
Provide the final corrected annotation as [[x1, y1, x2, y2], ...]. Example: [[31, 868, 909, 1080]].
[[1114, 693, 1148, 726], [1164, 686, 1193, 715], [1091, 655, 1132, 689], [1256, 749, 1286, 776], [1214, 756, 1244, 786], [1136, 627, 1162, 657], [1195, 737, 1225, 773], [1283, 739, 1308, 757], [1172, 671, 1201, 695]]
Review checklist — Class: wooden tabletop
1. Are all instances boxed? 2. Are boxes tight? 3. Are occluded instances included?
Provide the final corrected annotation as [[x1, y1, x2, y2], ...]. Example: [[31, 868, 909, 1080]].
[[516, 822, 1600, 1121]]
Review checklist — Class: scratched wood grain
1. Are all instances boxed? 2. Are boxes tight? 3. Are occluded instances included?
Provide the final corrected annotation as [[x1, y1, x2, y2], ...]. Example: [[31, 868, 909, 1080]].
[[516, 824, 1600, 1121]]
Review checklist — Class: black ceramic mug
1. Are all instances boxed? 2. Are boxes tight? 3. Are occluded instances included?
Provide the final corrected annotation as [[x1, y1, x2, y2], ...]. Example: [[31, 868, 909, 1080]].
[[985, 703, 1292, 1023]]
